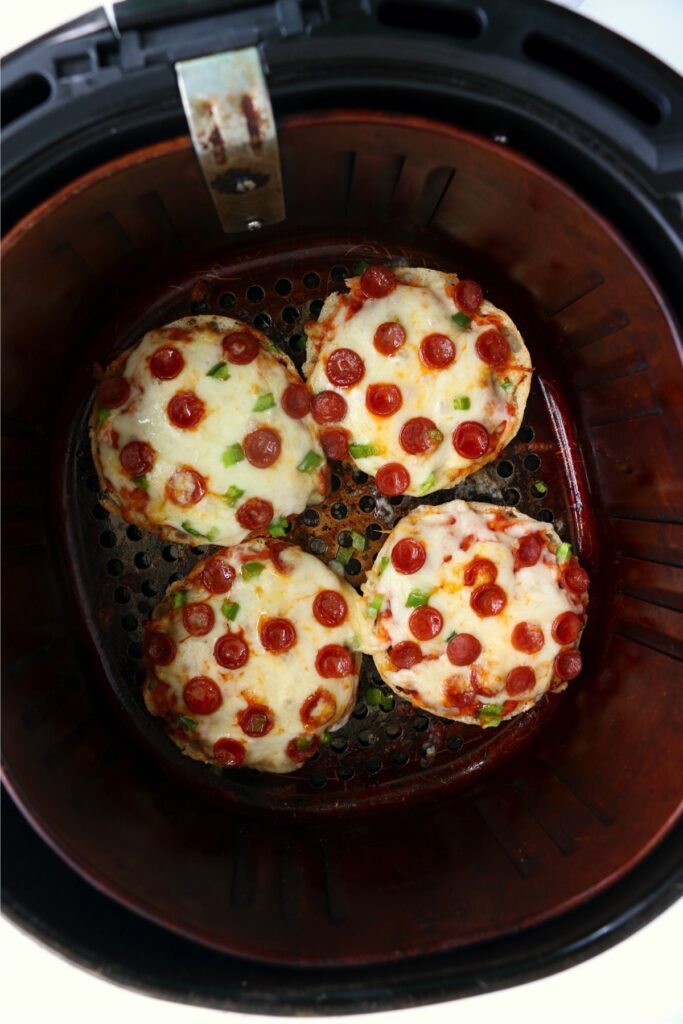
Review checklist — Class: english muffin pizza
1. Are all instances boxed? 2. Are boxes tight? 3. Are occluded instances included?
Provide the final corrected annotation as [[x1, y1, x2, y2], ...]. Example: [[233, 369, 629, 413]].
[[143, 539, 364, 773], [304, 266, 531, 497], [361, 500, 589, 726], [92, 316, 327, 546]]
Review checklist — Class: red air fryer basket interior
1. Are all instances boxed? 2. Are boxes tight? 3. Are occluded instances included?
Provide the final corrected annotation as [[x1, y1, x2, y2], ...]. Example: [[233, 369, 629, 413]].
[[2, 113, 682, 965]]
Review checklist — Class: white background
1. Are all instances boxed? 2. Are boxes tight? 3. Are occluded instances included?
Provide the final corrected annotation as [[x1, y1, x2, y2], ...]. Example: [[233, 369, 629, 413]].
[[2, 1, 682, 1021]]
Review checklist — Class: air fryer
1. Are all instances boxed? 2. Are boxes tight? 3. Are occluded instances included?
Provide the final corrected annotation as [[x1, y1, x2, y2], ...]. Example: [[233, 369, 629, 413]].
[[2, 0, 682, 1013]]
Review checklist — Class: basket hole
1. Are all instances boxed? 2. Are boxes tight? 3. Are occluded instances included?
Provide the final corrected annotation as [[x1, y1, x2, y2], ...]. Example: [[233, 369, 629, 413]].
[[191, 301, 209, 315], [331, 265, 349, 281], [337, 530, 352, 548], [330, 736, 347, 753], [359, 495, 375, 512], [503, 488, 521, 506], [539, 508, 554, 523], [414, 716, 429, 732], [288, 334, 306, 353], [92, 504, 109, 521], [352, 470, 368, 484], [126, 524, 143, 541], [128, 641, 144, 660], [385, 724, 402, 739], [114, 586, 131, 604], [301, 508, 319, 527], [517, 425, 534, 443], [421, 743, 437, 761], [121, 614, 138, 632], [310, 771, 327, 788], [309, 536, 327, 556], [330, 474, 341, 491], [253, 312, 272, 331], [337, 766, 354, 780], [377, 1, 483, 39], [134, 551, 151, 569], [135, 666, 146, 684], [282, 305, 299, 324], [218, 292, 236, 309], [392, 751, 408, 766], [365, 757, 382, 774], [524, 453, 541, 471], [352, 702, 368, 719], [162, 544, 179, 562], [365, 523, 382, 541], [358, 729, 377, 746], [331, 502, 347, 520], [389, 496, 404, 507], [447, 734, 464, 753], [246, 285, 264, 303], [309, 299, 324, 318], [496, 460, 514, 479], [107, 558, 123, 576], [274, 278, 292, 296], [346, 558, 362, 575], [168, 572, 183, 584], [99, 530, 117, 548], [141, 580, 157, 597], [303, 272, 321, 289], [86, 474, 100, 492]]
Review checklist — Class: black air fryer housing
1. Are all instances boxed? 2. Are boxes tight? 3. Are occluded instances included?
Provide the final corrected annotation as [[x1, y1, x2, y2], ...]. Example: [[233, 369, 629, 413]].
[[2, 0, 683, 1014]]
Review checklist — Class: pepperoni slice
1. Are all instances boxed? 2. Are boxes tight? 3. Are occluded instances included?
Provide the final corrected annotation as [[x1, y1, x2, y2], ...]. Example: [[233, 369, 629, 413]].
[[463, 558, 498, 586], [515, 533, 543, 570], [311, 390, 347, 423], [320, 427, 350, 461], [167, 391, 205, 429], [312, 590, 348, 627], [182, 602, 215, 636], [454, 279, 483, 314], [223, 330, 259, 365], [446, 633, 481, 666], [470, 583, 507, 617], [444, 686, 479, 715], [214, 634, 249, 670], [165, 467, 206, 506], [286, 734, 321, 762], [376, 463, 410, 496], [120, 440, 155, 476], [419, 333, 456, 369], [554, 649, 582, 680], [260, 617, 297, 653], [213, 737, 246, 767], [145, 630, 176, 666], [391, 538, 426, 574], [183, 676, 222, 715], [281, 383, 311, 419], [506, 666, 536, 696], [552, 611, 582, 645], [315, 644, 354, 678], [511, 622, 545, 653], [360, 265, 397, 298], [243, 428, 281, 468], [326, 348, 365, 388], [453, 421, 490, 460], [366, 383, 403, 417], [200, 558, 235, 594], [235, 497, 273, 530], [97, 376, 130, 409], [150, 345, 184, 380], [374, 321, 406, 355], [237, 703, 274, 737], [475, 329, 510, 367], [564, 563, 590, 595], [399, 417, 442, 455], [300, 687, 337, 729], [408, 605, 443, 641], [389, 640, 423, 670]]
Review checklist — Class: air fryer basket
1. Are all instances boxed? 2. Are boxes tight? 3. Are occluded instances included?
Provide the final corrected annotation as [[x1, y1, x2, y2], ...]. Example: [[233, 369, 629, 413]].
[[2, 0, 683, 1007]]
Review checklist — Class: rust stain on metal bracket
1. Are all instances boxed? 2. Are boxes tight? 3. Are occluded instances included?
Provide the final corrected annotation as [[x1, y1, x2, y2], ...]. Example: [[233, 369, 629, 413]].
[[176, 49, 285, 233]]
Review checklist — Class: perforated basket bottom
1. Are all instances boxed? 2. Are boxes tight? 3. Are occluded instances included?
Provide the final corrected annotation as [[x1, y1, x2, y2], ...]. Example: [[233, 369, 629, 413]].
[[65, 236, 587, 812]]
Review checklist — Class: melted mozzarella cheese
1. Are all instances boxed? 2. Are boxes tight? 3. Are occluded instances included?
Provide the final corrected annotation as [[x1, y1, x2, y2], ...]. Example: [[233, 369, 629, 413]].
[[145, 541, 365, 773], [361, 500, 588, 724], [305, 268, 531, 494], [95, 316, 326, 545]]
